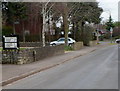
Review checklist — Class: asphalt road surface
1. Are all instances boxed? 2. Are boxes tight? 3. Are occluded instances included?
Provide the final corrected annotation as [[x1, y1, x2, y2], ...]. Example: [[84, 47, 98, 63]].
[[4, 45, 118, 89]]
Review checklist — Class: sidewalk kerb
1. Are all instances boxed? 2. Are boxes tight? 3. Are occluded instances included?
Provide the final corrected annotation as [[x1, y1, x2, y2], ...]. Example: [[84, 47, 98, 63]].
[[2, 64, 60, 86]]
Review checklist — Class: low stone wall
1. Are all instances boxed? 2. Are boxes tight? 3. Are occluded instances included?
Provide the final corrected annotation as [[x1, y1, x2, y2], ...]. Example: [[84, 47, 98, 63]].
[[73, 42, 83, 50], [2, 50, 19, 64], [2, 45, 64, 64], [89, 41, 97, 46]]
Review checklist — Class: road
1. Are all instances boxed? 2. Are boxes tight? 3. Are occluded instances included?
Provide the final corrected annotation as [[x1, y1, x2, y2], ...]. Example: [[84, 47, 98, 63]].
[[3, 45, 118, 89]]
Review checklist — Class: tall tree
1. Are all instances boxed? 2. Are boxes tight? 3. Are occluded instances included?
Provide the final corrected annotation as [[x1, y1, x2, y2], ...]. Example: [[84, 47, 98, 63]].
[[113, 22, 120, 27], [2, 2, 27, 34], [62, 3, 69, 46], [105, 15, 115, 31], [68, 2, 103, 43]]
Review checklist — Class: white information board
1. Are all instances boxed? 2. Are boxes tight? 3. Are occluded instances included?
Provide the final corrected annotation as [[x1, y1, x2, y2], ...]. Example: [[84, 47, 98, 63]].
[[5, 43, 17, 48], [5, 37, 17, 42], [3, 35, 19, 50]]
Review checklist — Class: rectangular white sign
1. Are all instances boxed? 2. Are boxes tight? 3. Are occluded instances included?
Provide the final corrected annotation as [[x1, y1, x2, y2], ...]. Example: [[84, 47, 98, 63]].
[[5, 37, 17, 42], [5, 43, 18, 48]]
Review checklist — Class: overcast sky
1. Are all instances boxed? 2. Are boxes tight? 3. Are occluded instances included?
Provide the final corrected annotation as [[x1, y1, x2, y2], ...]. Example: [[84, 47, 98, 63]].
[[97, 0, 120, 22]]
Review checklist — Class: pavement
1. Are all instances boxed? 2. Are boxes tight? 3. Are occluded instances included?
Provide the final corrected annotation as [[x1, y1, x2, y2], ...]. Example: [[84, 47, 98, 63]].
[[1, 42, 113, 86]]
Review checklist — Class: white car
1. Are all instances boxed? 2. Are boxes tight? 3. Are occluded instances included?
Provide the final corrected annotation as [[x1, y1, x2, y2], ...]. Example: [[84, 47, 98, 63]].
[[50, 37, 76, 46], [115, 39, 120, 43]]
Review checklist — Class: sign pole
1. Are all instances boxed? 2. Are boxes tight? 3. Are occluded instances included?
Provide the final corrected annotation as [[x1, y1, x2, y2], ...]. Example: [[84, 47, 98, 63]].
[[110, 27, 113, 43], [111, 32, 112, 43]]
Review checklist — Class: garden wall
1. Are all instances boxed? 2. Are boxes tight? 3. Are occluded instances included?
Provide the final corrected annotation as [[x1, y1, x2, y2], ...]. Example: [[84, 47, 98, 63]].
[[2, 45, 64, 64], [89, 41, 97, 46], [73, 42, 83, 50]]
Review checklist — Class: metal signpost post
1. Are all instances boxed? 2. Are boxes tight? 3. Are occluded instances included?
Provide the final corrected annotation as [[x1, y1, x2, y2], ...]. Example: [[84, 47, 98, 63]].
[[110, 27, 113, 43]]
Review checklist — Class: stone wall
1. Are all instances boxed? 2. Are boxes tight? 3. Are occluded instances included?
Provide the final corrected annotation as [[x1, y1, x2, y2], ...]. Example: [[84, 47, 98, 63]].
[[2, 45, 64, 64], [2, 50, 19, 64], [73, 42, 83, 50], [89, 41, 97, 46]]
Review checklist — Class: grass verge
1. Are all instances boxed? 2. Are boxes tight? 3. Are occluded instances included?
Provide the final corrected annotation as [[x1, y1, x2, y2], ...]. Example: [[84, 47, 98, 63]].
[[64, 46, 74, 51]]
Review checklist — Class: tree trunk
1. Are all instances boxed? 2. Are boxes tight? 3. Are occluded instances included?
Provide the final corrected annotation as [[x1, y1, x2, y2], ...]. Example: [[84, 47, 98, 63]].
[[42, 4, 46, 47], [13, 23, 15, 34], [48, 12, 51, 42], [62, 3, 68, 46], [81, 21, 85, 42], [39, 17, 42, 42], [22, 21, 25, 43], [72, 22, 76, 39]]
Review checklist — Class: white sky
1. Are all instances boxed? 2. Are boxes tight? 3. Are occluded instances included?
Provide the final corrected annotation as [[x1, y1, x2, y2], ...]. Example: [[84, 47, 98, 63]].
[[97, 0, 120, 22]]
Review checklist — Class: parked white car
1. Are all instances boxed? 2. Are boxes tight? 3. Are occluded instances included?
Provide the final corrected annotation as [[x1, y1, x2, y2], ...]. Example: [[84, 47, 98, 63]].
[[115, 39, 120, 43], [50, 37, 76, 46]]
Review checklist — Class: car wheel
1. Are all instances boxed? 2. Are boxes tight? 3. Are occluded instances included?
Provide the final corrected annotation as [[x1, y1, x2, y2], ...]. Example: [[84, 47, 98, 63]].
[[116, 41, 119, 43], [52, 43, 56, 46], [69, 43, 73, 46]]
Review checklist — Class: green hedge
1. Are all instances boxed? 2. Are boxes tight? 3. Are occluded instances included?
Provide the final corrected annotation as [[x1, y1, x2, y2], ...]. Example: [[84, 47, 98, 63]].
[[2, 26, 13, 36]]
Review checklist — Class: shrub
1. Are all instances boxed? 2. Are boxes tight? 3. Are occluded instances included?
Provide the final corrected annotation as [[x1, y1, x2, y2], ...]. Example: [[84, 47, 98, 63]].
[[82, 25, 93, 46], [64, 45, 74, 51], [103, 33, 111, 39], [2, 26, 13, 36]]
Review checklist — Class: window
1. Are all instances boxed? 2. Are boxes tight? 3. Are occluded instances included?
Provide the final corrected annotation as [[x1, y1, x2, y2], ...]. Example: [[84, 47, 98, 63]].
[[58, 38, 65, 42], [68, 39, 71, 41]]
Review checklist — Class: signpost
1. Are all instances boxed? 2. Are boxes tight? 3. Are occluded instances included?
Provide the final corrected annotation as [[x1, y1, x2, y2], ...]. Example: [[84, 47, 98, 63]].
[[2, 35, 19, 64], [2, 35, 19, 50], [110, 27, 113, 43]]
